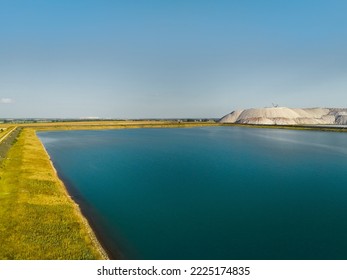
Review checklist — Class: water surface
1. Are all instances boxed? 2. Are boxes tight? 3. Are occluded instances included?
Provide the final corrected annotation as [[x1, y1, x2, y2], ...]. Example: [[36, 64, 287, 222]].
[[38, 127, 347, 259]]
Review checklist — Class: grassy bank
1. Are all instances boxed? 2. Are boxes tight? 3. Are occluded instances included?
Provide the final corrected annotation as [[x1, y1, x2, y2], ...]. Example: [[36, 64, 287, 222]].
[[0, 128, 106, 259]]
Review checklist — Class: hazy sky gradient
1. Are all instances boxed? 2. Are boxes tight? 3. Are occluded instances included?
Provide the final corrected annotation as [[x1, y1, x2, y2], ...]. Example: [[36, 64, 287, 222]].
[[1, 0, 346, 118]]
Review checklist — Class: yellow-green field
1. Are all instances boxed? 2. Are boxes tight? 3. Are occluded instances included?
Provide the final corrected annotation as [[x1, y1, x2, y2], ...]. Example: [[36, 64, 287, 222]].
[[0, 128, 107, 259]]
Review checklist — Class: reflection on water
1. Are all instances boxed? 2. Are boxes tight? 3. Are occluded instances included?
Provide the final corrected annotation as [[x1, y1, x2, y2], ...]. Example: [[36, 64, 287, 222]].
[[243, 129, 347, 155]]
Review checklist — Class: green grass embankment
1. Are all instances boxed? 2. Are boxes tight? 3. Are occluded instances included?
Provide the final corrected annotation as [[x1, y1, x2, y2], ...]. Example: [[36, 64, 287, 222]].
[[0, 128, 107, 259]]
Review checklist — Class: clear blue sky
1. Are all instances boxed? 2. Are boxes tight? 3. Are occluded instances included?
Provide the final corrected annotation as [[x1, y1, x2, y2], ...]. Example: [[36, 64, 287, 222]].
[[1, 0, 346, 118]]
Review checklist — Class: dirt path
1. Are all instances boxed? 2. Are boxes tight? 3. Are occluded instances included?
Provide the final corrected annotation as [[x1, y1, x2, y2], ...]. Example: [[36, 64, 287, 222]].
[[0, 127, 21, 160]]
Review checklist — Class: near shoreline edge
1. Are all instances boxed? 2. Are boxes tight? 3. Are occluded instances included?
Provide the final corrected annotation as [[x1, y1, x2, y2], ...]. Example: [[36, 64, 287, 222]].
[[36, 131, 110, 260]]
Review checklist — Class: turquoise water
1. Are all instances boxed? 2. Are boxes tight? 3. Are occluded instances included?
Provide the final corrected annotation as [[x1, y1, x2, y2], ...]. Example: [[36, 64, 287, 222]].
[[38, 127, 347, 260]]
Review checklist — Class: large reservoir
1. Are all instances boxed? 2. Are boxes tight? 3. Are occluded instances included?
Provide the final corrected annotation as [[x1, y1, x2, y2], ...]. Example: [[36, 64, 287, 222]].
[[38, 127, 347, 259]]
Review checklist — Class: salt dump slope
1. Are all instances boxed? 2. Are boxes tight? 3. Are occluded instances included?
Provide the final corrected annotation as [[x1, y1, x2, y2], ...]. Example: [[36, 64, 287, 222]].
[[219, 107, 347, 125]]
